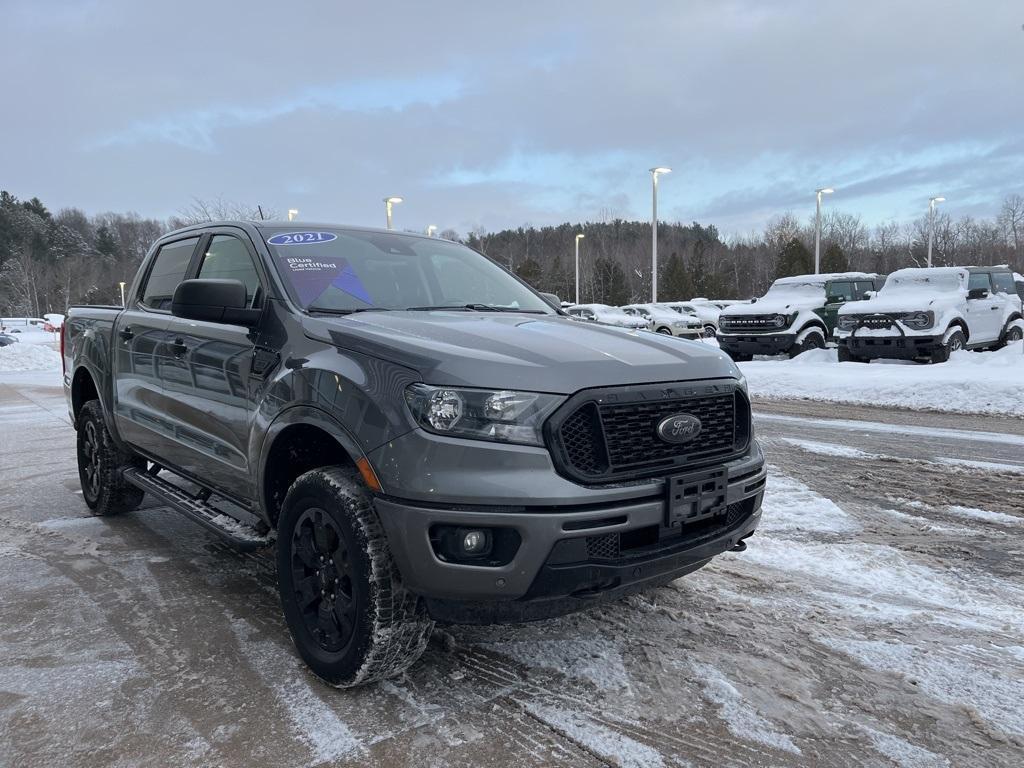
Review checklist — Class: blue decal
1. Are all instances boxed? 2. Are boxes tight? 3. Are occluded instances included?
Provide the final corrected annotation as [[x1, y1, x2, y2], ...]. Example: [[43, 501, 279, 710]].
[[266, 231, 338, 246]]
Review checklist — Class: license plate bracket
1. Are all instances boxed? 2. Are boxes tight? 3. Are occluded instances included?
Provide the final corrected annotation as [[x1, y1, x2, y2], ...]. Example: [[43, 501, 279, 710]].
[[666, 468, 727, 527]]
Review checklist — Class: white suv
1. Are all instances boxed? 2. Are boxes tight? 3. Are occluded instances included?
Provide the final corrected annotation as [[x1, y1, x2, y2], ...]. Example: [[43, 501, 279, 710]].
[[658, 302, 721, 337], [835, 266, 1024, 363], [566, 303, 648, 330], [621, 303, 702, 338]]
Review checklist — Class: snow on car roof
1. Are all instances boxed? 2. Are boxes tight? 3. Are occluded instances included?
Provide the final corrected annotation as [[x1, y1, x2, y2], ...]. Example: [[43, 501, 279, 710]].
[[886, 267, 967, 280], [773, 272, 879, 284]]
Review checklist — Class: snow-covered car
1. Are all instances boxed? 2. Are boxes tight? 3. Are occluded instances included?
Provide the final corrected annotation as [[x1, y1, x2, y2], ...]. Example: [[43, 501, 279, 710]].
[[0, 333, 18, 347], [565, 303, 648, 329], [621, 304, 702, 338], [1015, 272, 1024, 301], [659, 302, 721, 337], [717, 273, 885, 360], [835, 266, 1024, 363]]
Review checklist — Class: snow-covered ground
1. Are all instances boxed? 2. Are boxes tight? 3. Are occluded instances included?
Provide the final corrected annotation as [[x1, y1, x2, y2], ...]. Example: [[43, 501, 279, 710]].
[[0, 342, 62, 372], [741, 342, 1024, 417]]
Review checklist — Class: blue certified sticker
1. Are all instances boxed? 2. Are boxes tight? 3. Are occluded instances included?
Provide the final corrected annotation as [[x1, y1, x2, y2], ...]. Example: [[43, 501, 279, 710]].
[[266, 231, 338, 246]]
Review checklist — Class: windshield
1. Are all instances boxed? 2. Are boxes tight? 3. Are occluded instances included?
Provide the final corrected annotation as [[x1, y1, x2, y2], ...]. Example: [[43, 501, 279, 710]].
[[882, 273, 963, 293], [764, 280, 826, 298], [263, 228, 553, 313]]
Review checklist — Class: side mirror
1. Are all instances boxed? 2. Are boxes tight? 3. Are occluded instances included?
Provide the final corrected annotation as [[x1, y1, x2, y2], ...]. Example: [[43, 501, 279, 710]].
[[172, 279, 260, 325], [539, 292, 561, 308], [750, 297, 758, 303], [863, 291, 875, 299], [826, 295, 845, 304], [967, 288, 989, 301]]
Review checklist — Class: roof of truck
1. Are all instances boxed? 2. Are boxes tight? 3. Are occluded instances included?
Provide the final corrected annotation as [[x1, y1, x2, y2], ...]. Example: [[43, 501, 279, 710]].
[[773, 272, 881, 284]]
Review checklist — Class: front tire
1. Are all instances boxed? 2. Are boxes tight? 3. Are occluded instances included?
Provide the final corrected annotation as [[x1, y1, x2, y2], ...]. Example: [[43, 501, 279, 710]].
[[76, 400, 144, 516], [930, 329, 965, 363], [656, 326, 673, 335], [789, 330, 826, 358], [276, 467, 433, 687], [703, 324, 717, 338]]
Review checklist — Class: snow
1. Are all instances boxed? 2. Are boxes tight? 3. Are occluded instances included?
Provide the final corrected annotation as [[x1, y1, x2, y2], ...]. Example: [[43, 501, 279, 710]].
[[945, 505, 1022, 526], [525, 703, 666, 768], [741, 342, 1024, 416], [759, 471, 861, 534], [934, 457, 1024, 474], [0, 343, 62, 372], [480, 635, 631, 692], [778, 437, 882, 460], [690, 662, 801, 754]]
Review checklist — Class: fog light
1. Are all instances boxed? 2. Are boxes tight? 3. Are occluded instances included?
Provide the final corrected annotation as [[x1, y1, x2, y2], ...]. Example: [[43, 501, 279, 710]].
[[462, 529, 487, 554]]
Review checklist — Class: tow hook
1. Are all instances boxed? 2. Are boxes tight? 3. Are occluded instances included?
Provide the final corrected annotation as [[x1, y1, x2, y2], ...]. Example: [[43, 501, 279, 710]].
[[730, 539, 748, 553]]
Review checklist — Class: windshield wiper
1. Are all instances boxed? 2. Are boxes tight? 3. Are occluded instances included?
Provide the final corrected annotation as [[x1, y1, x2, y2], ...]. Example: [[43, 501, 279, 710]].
[[406, 303, 547, 314], [307, 306, 390, 315]]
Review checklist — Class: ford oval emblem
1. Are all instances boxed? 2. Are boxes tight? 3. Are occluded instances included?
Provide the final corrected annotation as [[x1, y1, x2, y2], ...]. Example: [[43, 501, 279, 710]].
[[656, 414, 702, 444]]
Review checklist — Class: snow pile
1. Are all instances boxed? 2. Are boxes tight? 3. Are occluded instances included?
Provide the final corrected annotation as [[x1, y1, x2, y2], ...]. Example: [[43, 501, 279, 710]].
[[0, 343, 62, 372], [741, 342, 1024, 416]]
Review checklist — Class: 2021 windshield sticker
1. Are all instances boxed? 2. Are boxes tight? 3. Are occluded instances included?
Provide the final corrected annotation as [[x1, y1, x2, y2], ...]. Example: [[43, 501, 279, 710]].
[[266, 231, 338, 246]]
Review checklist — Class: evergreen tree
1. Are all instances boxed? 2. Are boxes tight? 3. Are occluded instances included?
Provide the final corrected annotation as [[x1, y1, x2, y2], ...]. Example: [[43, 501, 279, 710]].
[[776, 237, 812, 278], [821, 242, 848, 273], [660, 251, 693, 300], [514, 256, 543, 289], [593, 257, 629, 306]]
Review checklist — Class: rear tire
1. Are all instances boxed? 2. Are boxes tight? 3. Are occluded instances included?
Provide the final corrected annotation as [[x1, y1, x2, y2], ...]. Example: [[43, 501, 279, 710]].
[[1002, 324, 1023, 346], [930, 330, 965, 364], [276, 467, 433, 688], [789, 330, 826, 358], [76, 400, 145, 516]]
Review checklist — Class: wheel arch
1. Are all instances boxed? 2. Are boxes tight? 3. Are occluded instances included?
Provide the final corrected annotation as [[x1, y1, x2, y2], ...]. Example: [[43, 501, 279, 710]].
[[259, 407, 370, 528], [947, 317, 969, 341], [70, 365, 100, 423]]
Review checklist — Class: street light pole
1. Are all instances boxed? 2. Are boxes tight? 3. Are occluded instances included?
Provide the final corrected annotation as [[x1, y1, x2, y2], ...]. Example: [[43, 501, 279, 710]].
[[383, 196, 403, 230], [927, 196, 945, 268], [118, 282, 126, 307], [426, 225, 438, 237], [287, 209, 298, 222], [574, 233, 585, 305], [814, 187, 834, 274], [649, 167, 671, 302]]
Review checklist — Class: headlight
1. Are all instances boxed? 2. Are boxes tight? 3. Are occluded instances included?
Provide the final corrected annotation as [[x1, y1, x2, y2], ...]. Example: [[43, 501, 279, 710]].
[[735, 374, 748, 395], [837, 315, 857, 331], [404, 384, 564, 446], [902, 311, 934, 330]]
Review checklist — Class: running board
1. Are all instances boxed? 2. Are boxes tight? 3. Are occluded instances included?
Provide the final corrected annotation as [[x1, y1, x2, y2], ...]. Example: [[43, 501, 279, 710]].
[[123, 467, 271, 551]]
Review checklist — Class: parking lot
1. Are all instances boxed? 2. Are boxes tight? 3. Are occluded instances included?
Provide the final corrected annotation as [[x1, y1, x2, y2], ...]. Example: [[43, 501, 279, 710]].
[[2, 368, 1022, 768]]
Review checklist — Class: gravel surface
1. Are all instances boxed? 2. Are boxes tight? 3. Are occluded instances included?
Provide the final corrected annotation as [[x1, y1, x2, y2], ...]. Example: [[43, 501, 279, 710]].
[[1, 370, 1022, 767]]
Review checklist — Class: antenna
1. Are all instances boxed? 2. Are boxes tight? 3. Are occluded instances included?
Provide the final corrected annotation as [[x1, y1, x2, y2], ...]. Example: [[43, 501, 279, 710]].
[[257, 205, 265, 221]]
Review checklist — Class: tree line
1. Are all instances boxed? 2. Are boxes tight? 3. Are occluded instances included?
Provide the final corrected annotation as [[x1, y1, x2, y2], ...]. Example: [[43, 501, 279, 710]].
[[1, 189, 1021, 316]]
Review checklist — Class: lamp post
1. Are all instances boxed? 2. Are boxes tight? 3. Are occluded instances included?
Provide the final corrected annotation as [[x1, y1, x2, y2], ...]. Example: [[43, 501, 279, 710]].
[[927, 196, 945, 268], [574, 233, 585, 305], [649, 167, 671, 301], [118, 282, 126, 307], [383, 196, 403, 230], [287, 209, 298, 222], [426, 225, 438, 237], [814, 187, 834, 274]]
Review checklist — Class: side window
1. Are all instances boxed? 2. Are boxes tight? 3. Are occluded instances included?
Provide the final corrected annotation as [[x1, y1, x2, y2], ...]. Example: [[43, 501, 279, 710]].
[[854, 280, 876, 298], [826, 282, 856, 301], [583, 310, 596, 320], [991, 272, 1014, 295], [197, 235, 263, 308], [967, 272, 991, 294], [141, 237, 199, 310]]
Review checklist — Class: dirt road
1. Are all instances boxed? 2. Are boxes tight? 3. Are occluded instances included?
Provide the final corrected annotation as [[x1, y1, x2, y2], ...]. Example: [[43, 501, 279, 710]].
[[2, 370, 1022, 767]]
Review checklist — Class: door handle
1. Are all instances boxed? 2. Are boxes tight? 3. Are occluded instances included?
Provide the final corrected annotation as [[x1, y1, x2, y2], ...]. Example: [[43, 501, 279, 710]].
[[170, 338, 188, 356], [119, 327, 134, 341], [991, 306, 999, 311]]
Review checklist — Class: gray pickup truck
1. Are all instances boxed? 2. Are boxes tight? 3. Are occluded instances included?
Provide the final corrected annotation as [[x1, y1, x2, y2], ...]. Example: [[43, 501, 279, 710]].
[[63, 222, 765, 687]]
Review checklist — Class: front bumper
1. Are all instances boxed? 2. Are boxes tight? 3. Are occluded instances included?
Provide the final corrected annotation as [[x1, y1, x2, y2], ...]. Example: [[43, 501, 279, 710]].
[[374, 441, 766, 624], [717, 332, 796, 356], [838, 332, 943, 359]]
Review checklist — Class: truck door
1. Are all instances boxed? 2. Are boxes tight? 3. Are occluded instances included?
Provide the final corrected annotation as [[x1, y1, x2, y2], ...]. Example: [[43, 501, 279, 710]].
[[964, 272, 1001, 343], [113, 236, 200, 454], [158, 231, 268, 501], [820, 280, 855, 333]]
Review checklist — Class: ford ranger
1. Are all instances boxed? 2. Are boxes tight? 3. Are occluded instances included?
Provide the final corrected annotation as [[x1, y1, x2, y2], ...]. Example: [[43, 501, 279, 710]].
[[62, 222, 765, 687]]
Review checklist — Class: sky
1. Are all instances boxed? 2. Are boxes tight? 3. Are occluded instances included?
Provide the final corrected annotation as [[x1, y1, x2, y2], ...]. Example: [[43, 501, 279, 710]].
[[1, 0, 1022, 237]]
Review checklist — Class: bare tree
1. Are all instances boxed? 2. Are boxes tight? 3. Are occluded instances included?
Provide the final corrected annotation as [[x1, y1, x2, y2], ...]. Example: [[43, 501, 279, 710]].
[[998, 193, 1023, 253], [170, 197, 279, 228]]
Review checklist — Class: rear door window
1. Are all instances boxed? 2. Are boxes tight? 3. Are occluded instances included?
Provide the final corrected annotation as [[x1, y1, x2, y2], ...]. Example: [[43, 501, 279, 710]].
[[141, 237, 200, 310], [991, 271, 1015, 295], [826, 282, 856, 301], [854, 280, 877, 298]]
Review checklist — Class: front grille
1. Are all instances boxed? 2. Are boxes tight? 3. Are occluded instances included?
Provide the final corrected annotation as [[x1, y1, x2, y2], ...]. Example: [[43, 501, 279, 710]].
[[586, 533, 620, 560], [548, 383, 749, 483], [849, 313, 904, 328], [720, 314, 786, 331]]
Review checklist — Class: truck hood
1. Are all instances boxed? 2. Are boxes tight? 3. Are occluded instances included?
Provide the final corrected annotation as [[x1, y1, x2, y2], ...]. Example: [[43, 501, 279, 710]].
[[303, 311, 738, 394], [838, 294, 960, 315], [721, 296, 822, 315]]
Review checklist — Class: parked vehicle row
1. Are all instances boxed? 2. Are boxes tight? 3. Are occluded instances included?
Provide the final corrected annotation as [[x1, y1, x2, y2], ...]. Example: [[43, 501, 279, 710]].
[[714, 266, 1023, 365], [565, 297, 746, 338]]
